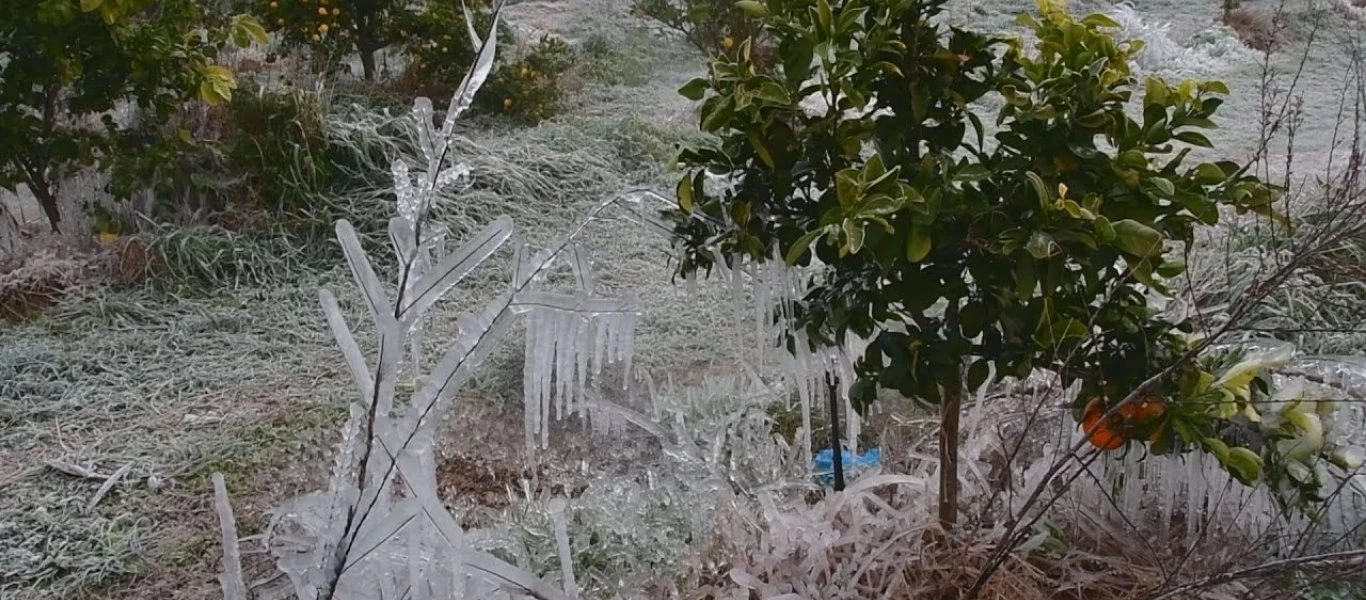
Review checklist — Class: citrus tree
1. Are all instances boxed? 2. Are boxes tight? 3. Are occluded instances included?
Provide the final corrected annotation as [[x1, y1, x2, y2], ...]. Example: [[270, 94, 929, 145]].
[[0, 0, 262, 232], [633, 0, 775, 70], [257, 0, 506, 82], [668, 0, 1292, 526], [255, 0, 399, 80]]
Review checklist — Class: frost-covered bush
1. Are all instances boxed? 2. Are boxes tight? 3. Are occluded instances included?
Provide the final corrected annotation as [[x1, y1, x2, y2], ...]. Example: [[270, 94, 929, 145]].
[[1109, 3, 1257, 77], [212, 7, 646, 598]]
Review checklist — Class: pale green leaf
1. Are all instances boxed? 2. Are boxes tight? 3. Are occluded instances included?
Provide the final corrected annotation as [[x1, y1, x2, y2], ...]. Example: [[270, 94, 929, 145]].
[[907, 224, 931, 262], [1111, 219, 1163, 257]]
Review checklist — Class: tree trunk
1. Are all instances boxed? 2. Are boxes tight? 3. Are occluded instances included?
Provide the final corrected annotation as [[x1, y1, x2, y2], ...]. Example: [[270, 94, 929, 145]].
[[359, 48, 377, 82], [826, 373, 845, 491], [938, 370, 963, 528], [14, 159, 62, 233], [938, 301, 964, 529]]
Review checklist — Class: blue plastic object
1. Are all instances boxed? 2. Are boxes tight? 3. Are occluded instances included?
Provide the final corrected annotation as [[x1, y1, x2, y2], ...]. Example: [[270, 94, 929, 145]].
[[812, 447, 881, 486]]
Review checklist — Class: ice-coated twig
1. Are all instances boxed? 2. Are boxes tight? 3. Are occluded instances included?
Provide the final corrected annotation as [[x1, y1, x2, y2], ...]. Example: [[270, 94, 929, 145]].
[[84, 460, 133, 513]]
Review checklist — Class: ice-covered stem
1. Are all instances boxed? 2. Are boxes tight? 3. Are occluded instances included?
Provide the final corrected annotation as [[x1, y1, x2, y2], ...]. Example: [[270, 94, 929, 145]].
[[312, 5, 505, 598], [212, 474, 247, 600], [547, 498, 578, 599]]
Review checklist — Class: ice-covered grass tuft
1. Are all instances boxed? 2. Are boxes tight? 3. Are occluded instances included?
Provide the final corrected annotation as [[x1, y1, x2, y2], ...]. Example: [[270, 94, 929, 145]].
[[1109, 3, 1257, 79]]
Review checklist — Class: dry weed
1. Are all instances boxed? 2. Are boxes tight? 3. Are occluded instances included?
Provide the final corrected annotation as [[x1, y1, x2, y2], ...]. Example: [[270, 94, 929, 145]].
[[1224, 7, 1281, 51], [0, 250, 95, 322]]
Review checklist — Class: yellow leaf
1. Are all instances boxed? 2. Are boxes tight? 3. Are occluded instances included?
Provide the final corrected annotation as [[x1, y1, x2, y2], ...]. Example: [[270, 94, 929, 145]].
[[677, 176, 694, 214]]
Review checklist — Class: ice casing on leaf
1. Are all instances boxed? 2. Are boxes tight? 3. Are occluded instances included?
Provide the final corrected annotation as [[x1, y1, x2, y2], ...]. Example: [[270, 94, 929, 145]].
[[400, 216, 514, 331]]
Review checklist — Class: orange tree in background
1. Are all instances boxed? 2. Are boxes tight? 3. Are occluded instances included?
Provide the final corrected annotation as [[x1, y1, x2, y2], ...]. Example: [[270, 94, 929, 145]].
[[666, 0, 1302, 526], [634, 0, 775, 71], [256, 0, 395, 80], [0, 0, 263, 233]]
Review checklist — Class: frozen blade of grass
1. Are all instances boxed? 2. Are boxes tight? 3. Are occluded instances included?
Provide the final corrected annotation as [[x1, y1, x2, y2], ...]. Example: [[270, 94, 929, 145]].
[[335, 219, 397, 330], [464, 550, 573, 600], [547, 498, 577, 599], [399, 216, 514, 331], [408, 296, 518, 435], [45, 460, 107, 480], [343, 498, 423, 572], [320, 289, 375, 401], [213, 473, 248, 600], [462, 0, 483, 49], [84, 461, 133, 514], [442, 1, 503, 133]]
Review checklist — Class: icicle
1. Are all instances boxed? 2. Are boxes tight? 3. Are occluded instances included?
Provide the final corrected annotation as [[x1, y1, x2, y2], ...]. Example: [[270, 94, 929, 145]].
[[525, 308, 541, 455]]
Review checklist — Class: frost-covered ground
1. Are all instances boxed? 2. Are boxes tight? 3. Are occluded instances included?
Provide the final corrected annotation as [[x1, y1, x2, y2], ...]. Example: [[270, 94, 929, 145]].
[[2, 0, 1364, 598]]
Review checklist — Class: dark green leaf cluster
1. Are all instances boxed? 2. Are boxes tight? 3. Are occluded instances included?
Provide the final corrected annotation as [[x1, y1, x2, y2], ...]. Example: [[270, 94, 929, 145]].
[[1, 0, 253, 231]]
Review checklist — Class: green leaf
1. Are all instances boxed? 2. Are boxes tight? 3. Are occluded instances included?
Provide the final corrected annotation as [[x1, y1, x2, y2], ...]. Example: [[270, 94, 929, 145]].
[[735, 0, 768, 17], [786, 227, 829, 265], [1193, 162, 1226, 184], [1117, 150, 1148, 169], [907, 224, 931, 262], [1112, 219, 1163, 257], [1223, 447, 1263, 485], [859, 194, 903, 216], [955, 164, 990, 183], [1095, 216, 1116, 242], [967, 359, 991, 391], [1147, 177, 1175, 196], [676, 175, 695, 214], [679, 77, 710, 101], [1026, 231, 1054, 259], [79, 0, 102, 13], [753, 80, 792, 106], [1156, 260, 1186, 277], [1025, 171, 1051, 210], [843, 219, 865, 254], [815, 0, 834, 34], [1080, 13, 1121, 28], [1144, 76, 1169, 107], [1034, 318, 1089, 347], [1202, 437, 1232, 462], [960, 301, 985, 338], [1174, 131, 1213, 148], [1203, 80, 1231, 95], [230, 14, 269, 47], [1015, 258, 1036, 300], [748, 131, 776, 168], [835, 170, 859, 208]]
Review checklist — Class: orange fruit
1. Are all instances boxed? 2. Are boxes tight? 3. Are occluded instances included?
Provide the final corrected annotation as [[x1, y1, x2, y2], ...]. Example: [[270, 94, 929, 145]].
[[1082, 397, 1125, 450], [1118, 396, 1166, 422]]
